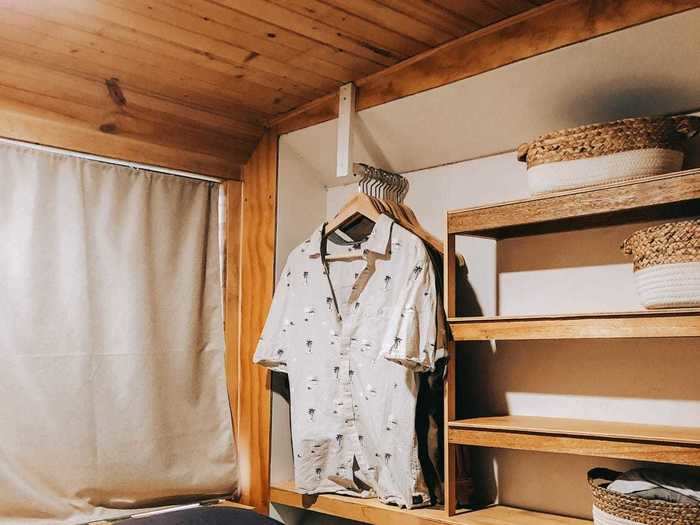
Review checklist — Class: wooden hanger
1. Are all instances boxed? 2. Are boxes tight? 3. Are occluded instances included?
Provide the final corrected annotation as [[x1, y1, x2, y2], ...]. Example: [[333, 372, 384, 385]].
[[326, 193, 381, 237], [327, 163, 444, 257], [325, 193, 382, 262]]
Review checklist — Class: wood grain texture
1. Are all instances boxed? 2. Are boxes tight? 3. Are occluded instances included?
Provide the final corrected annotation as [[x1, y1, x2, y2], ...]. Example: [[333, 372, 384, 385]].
[[450, 416, 700, 444], [449, 416, 700, 466], [224, 181, 243, 445], [444, 233, 458, 515], [356, 0, 700, 109], [1, 0, 557, 174], [237, 131, 278, 512], [449, 309, 700, 341], [448, 169, 700, 237], [270, 482, 591, 524], [271, 0, 699, 134], [0, 90, 243, 179]]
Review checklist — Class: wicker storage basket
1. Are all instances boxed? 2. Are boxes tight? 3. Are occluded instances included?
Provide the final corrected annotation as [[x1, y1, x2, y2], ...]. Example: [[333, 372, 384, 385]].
[[588, 468, 700, 525], [517, 116, 700, 194], [621, 219, 700, 309]]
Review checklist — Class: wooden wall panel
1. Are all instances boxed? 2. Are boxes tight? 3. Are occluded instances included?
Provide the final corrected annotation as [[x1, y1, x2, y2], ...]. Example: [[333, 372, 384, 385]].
[[224, 181, 243, 449], [272, 0, 700, 135], [0, 94, 243, 179], [0, 55, 249, 178], [236, 130, 279, 513]]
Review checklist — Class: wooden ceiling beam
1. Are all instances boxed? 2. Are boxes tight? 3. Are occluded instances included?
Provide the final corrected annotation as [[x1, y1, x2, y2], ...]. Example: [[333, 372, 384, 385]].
[[0, 95, 244, 179], [0, 70, 255, 159], [271, 0, 700, 134], [0, 58, 259, 155]]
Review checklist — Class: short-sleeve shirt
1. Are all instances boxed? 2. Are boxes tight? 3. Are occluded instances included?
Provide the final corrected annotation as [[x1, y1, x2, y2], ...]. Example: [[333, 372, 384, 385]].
[[254, 215, 446, 508]]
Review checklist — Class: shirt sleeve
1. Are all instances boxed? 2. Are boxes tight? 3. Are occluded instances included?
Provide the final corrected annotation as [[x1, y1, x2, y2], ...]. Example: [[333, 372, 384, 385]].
[[381, 248, 443, 372], [252, 260, 293, 373]]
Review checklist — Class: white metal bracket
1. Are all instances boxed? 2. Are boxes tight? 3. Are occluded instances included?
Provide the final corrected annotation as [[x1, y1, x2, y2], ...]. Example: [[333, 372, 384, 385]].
[[336, 82, 356, 178]]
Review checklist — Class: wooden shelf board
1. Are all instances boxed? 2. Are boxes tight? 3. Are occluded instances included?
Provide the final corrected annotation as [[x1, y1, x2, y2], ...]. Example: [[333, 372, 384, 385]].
[[447, 169, 700, 238], [449, 308, 700, 340], [449, 416, 700, 466], [270, 482, 590, 525]]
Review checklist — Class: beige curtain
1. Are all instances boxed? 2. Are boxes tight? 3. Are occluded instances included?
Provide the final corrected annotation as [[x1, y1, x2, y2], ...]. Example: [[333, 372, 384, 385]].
[[0, 143, 237, 524]]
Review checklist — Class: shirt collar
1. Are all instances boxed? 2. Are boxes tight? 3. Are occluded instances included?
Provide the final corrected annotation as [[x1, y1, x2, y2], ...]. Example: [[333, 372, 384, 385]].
[[307, 214, 394, 258]]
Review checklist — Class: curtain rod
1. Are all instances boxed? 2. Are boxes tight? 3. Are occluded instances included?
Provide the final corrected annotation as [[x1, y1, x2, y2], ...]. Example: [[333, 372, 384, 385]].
[[0, 137, 223, 183]]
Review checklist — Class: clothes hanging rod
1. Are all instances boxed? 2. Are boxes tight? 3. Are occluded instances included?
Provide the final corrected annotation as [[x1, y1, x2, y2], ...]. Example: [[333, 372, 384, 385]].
[[0, 136, 223, 183]]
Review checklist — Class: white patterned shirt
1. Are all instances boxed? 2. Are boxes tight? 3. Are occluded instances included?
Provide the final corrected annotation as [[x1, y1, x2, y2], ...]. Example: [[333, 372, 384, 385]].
[[254, 215, 445, 508]]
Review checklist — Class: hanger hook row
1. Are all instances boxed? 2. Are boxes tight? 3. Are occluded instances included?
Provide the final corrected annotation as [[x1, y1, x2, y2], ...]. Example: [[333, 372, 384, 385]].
[[355, 162, 408, 203]]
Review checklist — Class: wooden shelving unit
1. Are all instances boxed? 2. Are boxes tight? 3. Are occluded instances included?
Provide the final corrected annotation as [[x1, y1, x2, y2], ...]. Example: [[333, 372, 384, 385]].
[[268, 170, 700, 525], [270, 482, 591, 525], [443, 169, 700, 516], [448, 416, 700, 466], [449, 308, 700, 341], [447, 169, 700, 239]]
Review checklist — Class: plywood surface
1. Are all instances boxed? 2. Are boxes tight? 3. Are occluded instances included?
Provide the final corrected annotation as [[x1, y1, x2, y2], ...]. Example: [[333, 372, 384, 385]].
[[449, 309, 700, 340], [270, 482, 591, 525], [450, 416, 700, 445], [0, 0, 555, 173], [237, 131, 278, 512], [447, 169, 700, 237], [449, 416, 700, 466], [272, 0, 700, 134], [2, 1, 695, 172]]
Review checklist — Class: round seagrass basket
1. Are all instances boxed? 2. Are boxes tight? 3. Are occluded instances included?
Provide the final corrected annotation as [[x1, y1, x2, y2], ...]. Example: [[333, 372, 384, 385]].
[[621, 219, 700, 309], [517, 115, 700, 194], [588, 468, 700, 525]]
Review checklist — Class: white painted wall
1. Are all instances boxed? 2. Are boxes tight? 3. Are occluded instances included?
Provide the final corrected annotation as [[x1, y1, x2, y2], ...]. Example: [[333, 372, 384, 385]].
[[271, 10, 700, 523], [282, 9, 700, 187], [326, 153, 700, 519]]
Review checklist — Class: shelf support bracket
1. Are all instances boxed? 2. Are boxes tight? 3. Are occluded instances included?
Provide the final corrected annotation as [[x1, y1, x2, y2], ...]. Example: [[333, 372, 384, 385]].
[[336, 82, 356, 178]]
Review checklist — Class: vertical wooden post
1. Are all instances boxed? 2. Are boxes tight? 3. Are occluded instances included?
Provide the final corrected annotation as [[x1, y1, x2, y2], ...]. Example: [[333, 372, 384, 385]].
[[444, 228, 458, 516], [336, 83, 356, 178], [234, 130, 279, 514], [224, 179, 243, 456]]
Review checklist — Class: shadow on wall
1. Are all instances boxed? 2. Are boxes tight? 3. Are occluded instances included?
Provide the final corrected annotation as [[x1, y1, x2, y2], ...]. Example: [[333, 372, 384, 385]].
[[452, 220, 700, 516], [552, 85, 700, 129]]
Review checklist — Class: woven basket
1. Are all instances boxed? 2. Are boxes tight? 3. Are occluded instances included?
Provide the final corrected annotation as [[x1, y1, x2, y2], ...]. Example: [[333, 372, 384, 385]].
[[517, 116, 700, 194], [588, 468, 700, 525], [621, 220, 700, 309]]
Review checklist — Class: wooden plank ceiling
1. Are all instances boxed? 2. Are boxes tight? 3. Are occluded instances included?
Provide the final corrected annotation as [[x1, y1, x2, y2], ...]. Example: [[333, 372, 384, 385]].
[[0, 0, 552, 178]]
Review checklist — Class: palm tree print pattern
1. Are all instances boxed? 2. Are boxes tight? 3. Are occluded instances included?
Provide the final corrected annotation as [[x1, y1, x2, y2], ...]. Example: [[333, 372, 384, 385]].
[[254, 219, 442, 507], [412, 264, 423, 280], [383, 275, 392, 290]]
